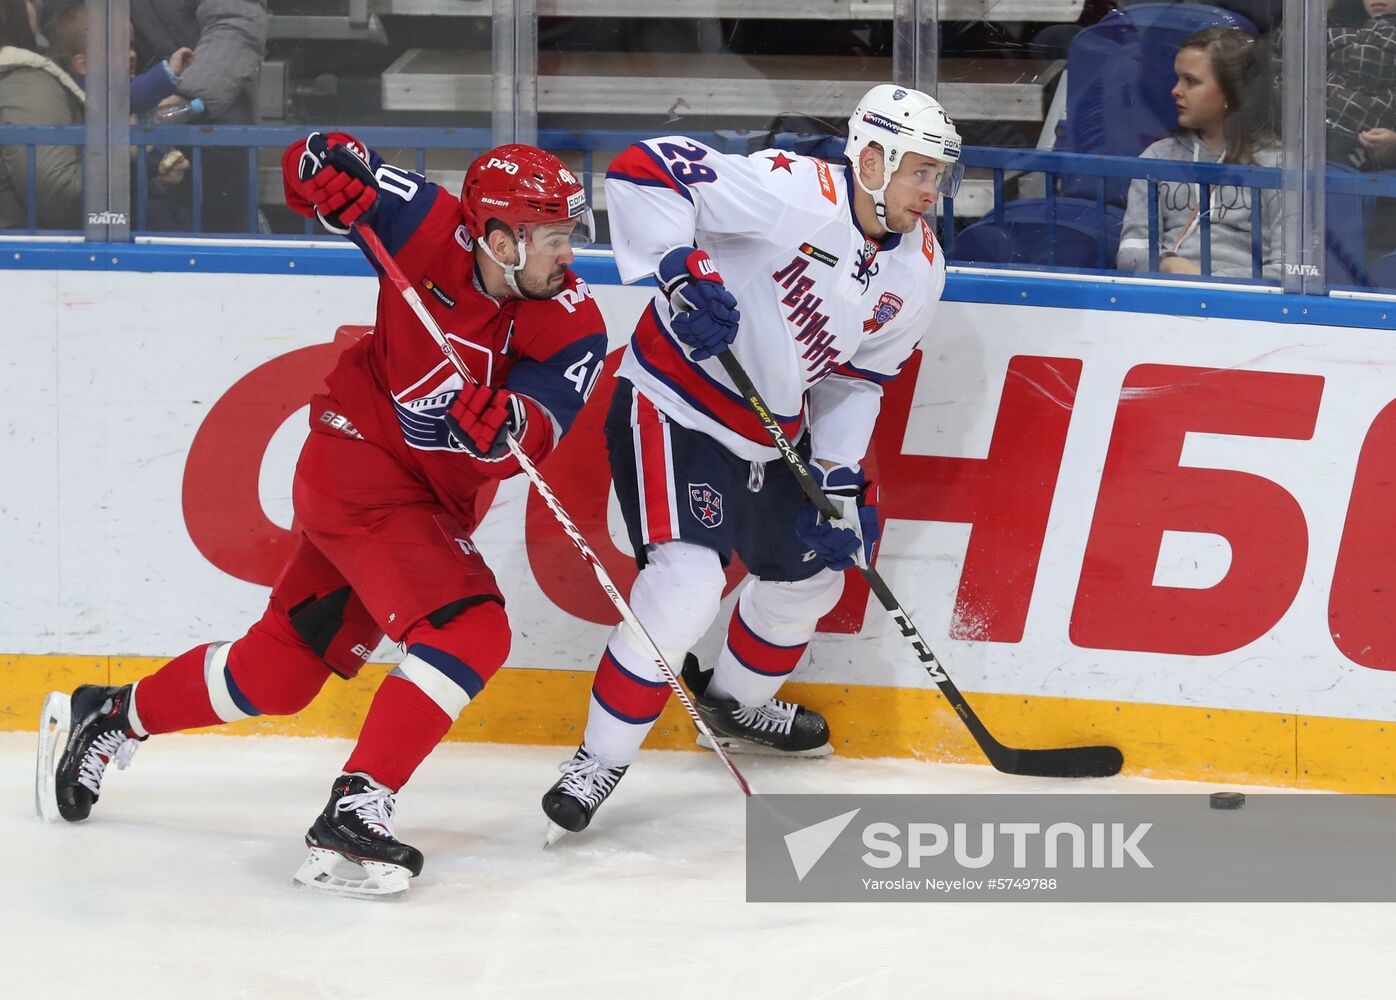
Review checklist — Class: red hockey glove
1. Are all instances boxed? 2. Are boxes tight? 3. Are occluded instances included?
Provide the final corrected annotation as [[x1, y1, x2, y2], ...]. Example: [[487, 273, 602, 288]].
[[285, 131, 379, 230], [444, 384, 533, 461]]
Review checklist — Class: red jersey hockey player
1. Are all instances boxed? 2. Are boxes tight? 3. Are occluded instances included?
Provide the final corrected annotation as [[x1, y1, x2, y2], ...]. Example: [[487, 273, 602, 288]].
[[36, 132, 606, 898], [540, 85, 964, 838]]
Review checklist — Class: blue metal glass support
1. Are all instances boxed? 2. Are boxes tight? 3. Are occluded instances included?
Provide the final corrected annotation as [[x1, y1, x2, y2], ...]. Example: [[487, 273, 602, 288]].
[[1199, 181, 1212, 277], [247, 147, 259, 233], [25, 145, 36, 232], [191, 146, 203, 233], [1094, 175, 1107, 270], [1147, 179, 1160, 272], [135, 142, 148, 230], [1251, 185, 1263, 280]]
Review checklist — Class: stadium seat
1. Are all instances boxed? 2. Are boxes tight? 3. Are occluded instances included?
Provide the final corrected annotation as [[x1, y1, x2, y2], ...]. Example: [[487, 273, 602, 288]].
[[1367, 251, 1396, 291], [1326, 165, 1370, 288], [949, 198, 1126, 270]]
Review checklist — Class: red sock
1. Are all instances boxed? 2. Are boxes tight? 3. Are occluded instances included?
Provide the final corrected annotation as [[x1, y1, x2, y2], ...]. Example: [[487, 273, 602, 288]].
[[131, 644, 222, 735], [343, 675, 453, 791]]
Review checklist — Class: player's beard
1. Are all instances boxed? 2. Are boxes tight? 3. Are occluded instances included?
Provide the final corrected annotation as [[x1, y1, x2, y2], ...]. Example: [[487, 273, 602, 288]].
[[516, 265, 568, 300]]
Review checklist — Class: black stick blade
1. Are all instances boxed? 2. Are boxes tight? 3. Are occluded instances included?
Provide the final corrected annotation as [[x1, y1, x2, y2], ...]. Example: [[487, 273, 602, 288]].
[[988, 744, 1124, 779]]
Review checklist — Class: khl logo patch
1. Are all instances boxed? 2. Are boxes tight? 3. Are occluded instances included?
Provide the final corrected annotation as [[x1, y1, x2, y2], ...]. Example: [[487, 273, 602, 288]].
[[689, 483, 724, 528]]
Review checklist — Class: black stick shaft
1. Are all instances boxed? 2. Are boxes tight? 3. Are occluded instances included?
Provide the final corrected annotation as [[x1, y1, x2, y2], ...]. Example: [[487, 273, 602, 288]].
[[716, 350, 1122, 778]]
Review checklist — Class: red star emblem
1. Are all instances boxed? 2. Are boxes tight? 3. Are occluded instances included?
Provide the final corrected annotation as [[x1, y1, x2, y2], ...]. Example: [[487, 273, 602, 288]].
[[767, 152, 796, 173], [699, 504, 716, 520]]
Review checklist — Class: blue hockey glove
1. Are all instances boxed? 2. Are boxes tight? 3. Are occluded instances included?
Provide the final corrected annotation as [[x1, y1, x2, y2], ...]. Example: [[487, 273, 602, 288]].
[[657, 245, 740, 361], [795, 465, 881, 571]]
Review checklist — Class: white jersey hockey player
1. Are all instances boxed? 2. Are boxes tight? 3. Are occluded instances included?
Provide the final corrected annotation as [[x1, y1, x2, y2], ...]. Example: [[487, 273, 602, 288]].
[[541, 84, 965, 838]]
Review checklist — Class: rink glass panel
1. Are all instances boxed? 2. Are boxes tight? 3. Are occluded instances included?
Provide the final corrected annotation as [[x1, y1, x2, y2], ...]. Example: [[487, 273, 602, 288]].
[[1, 0, 1392, 297]]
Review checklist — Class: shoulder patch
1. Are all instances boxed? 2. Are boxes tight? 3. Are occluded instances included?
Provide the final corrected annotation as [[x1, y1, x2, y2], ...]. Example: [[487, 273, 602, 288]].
[[813, 160, 838, 205]]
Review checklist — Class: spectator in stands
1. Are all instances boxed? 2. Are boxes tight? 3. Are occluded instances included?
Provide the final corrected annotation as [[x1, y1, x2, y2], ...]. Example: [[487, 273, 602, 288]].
[[0, 0, 82, 230], [1359, 125, 1396, 165], [1324, 0, 1396, 170], [43, 3, 197, 117], [1117, 27, 1281, 279], [130, 0, 268, 232], [41, 2, 196, 228]]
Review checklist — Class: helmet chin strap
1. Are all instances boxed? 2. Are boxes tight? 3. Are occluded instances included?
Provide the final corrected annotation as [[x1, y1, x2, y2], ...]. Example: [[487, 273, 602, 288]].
[[478, 230, 528, 298], [852, 146, 897, 229]]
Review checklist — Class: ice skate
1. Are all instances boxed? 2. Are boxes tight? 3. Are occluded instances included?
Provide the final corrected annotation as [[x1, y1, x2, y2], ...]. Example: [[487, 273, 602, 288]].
[[293, 773, 423, 900], [541, 745, 629, 845], [40, 685, 144, 822], [682, 654, 833, 757]]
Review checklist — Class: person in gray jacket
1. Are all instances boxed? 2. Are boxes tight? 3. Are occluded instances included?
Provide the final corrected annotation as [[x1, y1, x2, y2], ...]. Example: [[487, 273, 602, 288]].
[[0, 0, 83, 230], [1117, 27, 1281, 281], [131, 0, 268, 231], [131, 0, 265, 124]]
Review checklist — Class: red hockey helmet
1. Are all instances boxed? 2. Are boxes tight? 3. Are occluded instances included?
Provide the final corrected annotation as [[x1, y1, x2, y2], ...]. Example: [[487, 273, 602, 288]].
[[460, 144, 595, 252]]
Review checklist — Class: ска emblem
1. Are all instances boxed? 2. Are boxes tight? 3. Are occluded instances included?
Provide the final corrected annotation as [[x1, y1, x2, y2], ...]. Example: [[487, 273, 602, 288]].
[[689, 483, 724, 528]]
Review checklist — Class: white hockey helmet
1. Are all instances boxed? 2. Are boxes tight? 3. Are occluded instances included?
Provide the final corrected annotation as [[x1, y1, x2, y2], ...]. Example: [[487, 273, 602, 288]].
[[846, 84, 964, 219]]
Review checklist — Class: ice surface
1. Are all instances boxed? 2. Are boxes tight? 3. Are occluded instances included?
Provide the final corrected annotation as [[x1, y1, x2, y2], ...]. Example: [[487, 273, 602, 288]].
[[3, 732, 1390, 999]]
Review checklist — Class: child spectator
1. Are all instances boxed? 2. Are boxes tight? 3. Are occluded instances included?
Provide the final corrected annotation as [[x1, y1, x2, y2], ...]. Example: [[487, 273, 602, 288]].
[[42, 2, 196, 117], [1117, 27, 1282, 279]]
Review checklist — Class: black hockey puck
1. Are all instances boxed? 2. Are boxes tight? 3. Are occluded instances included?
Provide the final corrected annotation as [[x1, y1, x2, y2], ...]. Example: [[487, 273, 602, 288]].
[[1209, 791, 1246, 810]]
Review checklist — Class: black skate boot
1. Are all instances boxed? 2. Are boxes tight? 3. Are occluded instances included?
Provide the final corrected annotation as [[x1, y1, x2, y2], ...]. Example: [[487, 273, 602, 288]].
[[541, 745, 629, 844], [682, 654, 832, 757], [46, 685, 145, 822], [293, 773, 424, 899]]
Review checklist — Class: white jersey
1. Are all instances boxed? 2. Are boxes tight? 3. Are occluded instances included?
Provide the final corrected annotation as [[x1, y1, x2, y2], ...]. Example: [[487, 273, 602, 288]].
[[604, 136, 947, 466]]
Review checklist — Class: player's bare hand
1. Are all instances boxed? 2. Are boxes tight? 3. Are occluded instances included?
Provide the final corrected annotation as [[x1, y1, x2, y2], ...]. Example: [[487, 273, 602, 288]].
[[1160, 255, 1201, 275], [169, 47, 196, 76]]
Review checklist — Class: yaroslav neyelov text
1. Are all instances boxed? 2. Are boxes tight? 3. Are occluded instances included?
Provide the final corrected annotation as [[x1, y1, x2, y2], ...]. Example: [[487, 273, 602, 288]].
[[862, 877, 1061, 894]]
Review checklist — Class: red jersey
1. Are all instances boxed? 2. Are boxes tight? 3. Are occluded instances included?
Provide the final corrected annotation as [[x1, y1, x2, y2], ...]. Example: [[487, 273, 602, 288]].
[[282, 141, 607, 534]]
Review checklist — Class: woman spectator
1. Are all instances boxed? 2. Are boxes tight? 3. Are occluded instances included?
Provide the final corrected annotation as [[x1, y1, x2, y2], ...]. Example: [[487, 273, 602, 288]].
[[0, 0, 83, 230], [1117, 27, 1281, 280]]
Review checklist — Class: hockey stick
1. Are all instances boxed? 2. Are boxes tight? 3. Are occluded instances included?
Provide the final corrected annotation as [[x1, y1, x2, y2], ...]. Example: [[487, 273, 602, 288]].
[[353, 223, 752, 796], [716, 350, 1123, 779]]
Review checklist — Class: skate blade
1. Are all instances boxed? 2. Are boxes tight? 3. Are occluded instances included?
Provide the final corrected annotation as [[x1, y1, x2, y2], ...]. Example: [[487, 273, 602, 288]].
[[34, 692, 71, 822], [292, 847, 411, 900], [696, 733, 834, 758], [543, 821, 571, 849]]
